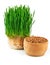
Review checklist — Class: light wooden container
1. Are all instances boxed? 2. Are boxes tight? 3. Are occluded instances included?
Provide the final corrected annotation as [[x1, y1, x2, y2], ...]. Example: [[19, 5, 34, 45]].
[[24, 36, 48, 56]]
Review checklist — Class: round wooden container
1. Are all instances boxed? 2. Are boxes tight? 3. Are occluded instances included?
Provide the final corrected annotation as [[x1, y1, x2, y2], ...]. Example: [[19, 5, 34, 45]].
[[24, 36, 48, 56]]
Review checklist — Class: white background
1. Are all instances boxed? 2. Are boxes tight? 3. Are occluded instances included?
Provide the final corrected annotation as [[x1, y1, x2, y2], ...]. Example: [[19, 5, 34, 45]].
[[0, 0, 50, 65]]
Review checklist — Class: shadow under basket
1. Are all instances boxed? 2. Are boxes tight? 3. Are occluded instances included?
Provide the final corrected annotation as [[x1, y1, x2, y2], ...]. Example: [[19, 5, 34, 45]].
[[24, 36, 48, 56], [8, 37, 24, 50]]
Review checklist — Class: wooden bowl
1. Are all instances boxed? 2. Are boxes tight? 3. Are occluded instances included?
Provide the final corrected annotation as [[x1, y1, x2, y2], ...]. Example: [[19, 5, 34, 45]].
[[24, 36, 48, 56]]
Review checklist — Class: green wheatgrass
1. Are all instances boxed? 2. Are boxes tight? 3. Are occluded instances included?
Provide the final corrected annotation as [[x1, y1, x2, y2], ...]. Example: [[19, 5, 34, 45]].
[[4, 5, 35, 38]]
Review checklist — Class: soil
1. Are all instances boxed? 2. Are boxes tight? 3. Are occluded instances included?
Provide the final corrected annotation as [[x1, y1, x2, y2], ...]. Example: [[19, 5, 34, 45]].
[[8, 37, 24, 49], [26, 36, 48, 43]]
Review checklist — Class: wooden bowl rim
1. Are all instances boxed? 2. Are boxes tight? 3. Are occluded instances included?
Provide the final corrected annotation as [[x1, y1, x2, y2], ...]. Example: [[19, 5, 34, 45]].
[[24, 36, 48, 43]]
